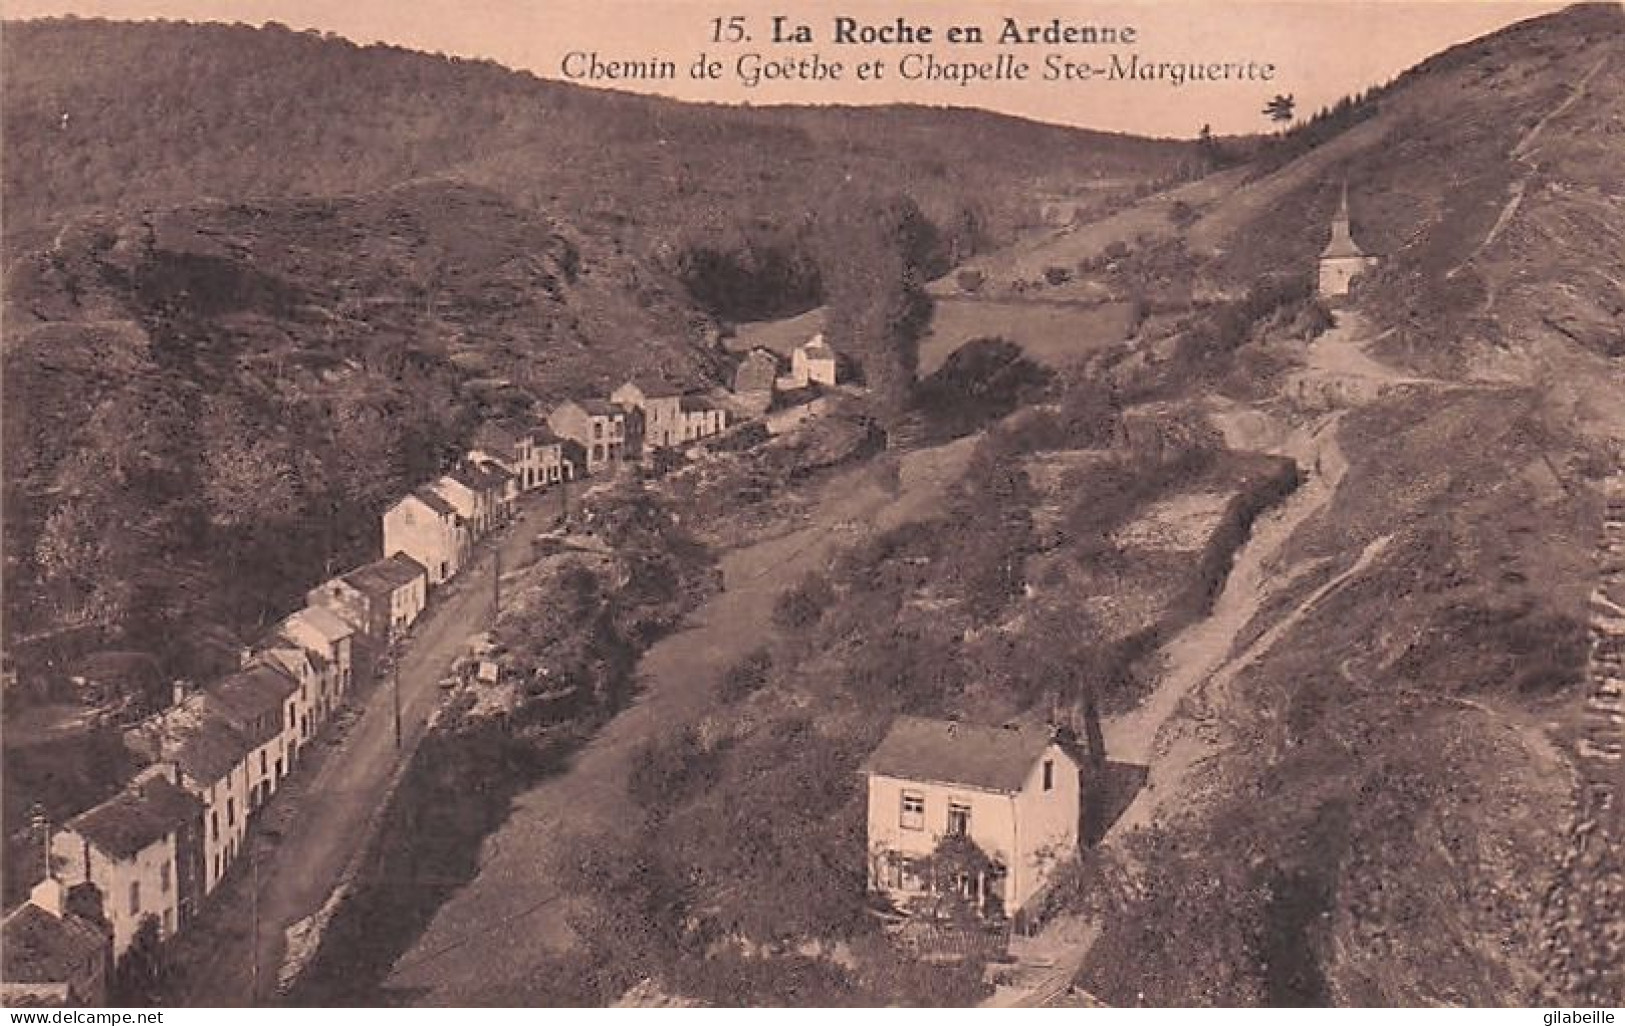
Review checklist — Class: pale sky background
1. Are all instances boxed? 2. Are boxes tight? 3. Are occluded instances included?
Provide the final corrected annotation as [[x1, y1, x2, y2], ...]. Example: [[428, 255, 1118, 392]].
[[1, 1, 1573, 135]]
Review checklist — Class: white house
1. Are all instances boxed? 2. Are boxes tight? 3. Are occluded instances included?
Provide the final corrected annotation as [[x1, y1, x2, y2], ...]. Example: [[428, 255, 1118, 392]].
[[204, 664, 299, 814], [50, 766, 203, 960], [280, 605, 356, 719], [383, 488, 468, 586], [611, 380, 686, 451], [863, 717, 1082, 920], [125, 694, 252, 896], [791, 335, 839, 388]]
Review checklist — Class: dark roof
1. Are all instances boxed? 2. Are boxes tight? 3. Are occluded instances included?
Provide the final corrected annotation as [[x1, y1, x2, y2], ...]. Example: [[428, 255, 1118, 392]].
[[474, 460, 515, 484], [2, 904, 105, 987], [207, 664, 298, 726], [65, 775, 201, 860], [800, 337, 835, 359], [679, 396, 720, 412], [621, 377, 684, 399], [167, 713, 251, 784], [408, 487, 457, 517], [343, 554, 427, 596], [863, 716, 1060, 794], [471, 422, 522, 456], [577, 398, 625, 417]]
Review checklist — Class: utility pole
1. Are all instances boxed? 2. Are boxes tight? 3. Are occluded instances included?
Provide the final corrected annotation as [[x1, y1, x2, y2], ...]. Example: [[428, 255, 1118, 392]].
[[392, 663, 402, 751], [493, 545, 502, 619], [250, 846, 260, 1003]]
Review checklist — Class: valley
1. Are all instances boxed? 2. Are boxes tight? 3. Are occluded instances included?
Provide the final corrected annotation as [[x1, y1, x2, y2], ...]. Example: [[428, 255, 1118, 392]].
[[3, 2, 1623, 1011]]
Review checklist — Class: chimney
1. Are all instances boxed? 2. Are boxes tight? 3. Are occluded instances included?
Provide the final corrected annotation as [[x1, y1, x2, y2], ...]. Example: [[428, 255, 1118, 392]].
[[239, 647, 255, 669], [171, 678, 191, 708], [29, 876, 65, 918]]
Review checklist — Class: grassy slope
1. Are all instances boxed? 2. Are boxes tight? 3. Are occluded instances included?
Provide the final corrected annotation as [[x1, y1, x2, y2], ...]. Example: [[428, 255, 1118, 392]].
[[1079, 3, 1625, 1007]]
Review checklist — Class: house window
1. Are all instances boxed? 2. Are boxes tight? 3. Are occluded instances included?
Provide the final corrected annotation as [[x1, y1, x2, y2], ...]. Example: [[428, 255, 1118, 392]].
[[1043, 759, 1055, 792], [162, 909, 173, 936], [214, 853, 221, 881], [900, 792, 925, 831], [260, 750, 268, 775], [593, 422, 603, 439], [948, 802, 971, 836], [128, 881, 140, 916], [227, 797, 236, 827], [160, 860, 171, 894], [592, 444, 604, 462], [211, 810, 219, 841]]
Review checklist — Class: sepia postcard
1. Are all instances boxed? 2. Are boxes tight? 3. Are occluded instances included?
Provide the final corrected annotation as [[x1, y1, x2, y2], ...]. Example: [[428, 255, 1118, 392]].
[[1, 0, 1622, 1011]]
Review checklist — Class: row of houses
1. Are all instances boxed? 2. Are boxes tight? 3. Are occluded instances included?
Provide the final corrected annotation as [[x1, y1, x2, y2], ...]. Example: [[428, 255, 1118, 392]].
[[4, 344, 844, 1001]]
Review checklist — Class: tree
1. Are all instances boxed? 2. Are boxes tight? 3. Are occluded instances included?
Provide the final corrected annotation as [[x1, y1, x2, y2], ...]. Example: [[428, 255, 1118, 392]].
[[1262, 94, 1296, 128], [817, 193, 938, 422]]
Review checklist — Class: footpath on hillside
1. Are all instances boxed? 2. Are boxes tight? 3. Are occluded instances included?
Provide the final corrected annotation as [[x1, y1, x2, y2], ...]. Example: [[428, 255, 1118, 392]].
[[985, 311, 1425, 1007]]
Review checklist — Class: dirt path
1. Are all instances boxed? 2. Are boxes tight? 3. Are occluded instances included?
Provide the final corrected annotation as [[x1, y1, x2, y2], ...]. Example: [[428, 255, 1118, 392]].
[[177, 491, 565, 1006], [989, 309, 1421, 1007], [387, 436, 979, 1005]]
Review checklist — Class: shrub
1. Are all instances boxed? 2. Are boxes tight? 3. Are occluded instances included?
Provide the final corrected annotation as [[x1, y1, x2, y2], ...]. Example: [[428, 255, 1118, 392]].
[[718, 646, 774, 701], [1168, 199, 1198, 228], [772, 572, 834, 631], [956, 267, 986, 293], [627, 725, 723, 812], [1044, 265, 1073, 287]]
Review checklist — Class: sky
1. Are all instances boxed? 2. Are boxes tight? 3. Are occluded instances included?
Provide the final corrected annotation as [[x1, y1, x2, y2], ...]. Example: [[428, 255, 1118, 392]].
[[1, 1, 1573, 135]]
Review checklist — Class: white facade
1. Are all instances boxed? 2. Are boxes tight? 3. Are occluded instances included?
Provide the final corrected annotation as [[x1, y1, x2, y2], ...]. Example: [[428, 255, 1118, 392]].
[[865, 734, 1080, 916], [383, 491, 467, 585]]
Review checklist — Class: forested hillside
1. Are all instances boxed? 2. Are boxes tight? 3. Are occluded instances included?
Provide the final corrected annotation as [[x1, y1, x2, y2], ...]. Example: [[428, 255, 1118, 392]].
[[2, 181, 717, 682], [2, 17, 1188, 321]]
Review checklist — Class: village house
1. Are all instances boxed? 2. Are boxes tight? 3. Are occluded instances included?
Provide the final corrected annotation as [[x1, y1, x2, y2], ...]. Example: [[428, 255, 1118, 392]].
[[1, 879, 112, 1006], [124, 692, 253, 896], [863, 717, 1082, 922], [790, 334, 839, 387], [732, 347, 781, 415], [279, 605, 356, 723], [531, 429, 574, 487], [204, 663, 298, 812], [677, 395, 728, 442], [1318, 183, 1379, 298], [309, 553, 428, 647], [253, 639, 320, 752], [548, 398, 638, 474], [383, 487, 469, 586], [611, 379, 686, 451], [50, 766, 204, 960]]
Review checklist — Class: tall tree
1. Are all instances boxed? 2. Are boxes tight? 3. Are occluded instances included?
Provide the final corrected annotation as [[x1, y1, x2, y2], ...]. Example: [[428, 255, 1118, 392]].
[[816, 193, 938, 423], [1262, 94, 1297, 128]]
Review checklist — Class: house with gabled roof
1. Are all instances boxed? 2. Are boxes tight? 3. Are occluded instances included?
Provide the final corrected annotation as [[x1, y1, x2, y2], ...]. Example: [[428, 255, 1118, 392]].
[[1, 879, 111, 1006], [280, 605, 356, 719], [383, 487, 469, 586], [548, 398, 638, 473], [791, 334, 839, 387], [677, 395, 728, 443], [205, 663, 297, 813], [124, 692, 252, 896], [310, 553, 428, 645], [863, 716, 1082, 920], [612, 379, 685, 451], [50, 766, 203, 960]]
